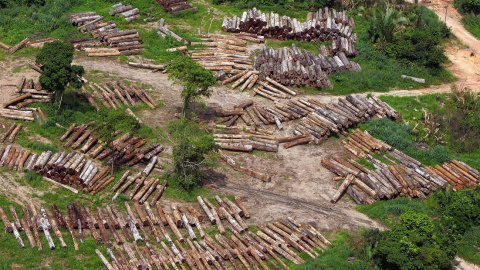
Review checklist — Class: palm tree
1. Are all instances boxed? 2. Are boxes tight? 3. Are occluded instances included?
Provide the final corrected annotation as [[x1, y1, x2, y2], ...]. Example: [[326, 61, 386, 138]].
[[368, 7, 408, 43]]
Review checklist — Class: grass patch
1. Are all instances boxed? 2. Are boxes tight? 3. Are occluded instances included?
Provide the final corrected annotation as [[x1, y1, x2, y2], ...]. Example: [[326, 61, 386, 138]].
[[457, 226, 480, 265], [357, 197, 434, 227], [378, 93, 480, 171], [462, 15, 480, 39], [357, 118, 449, 167], [293, 230, 374, 270]]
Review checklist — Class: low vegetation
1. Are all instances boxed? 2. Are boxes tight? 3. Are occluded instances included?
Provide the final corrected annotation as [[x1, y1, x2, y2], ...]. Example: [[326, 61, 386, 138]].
[[462, 15, 480, 39], [356, 187, 480, 268], [377, 87, 480, 171]]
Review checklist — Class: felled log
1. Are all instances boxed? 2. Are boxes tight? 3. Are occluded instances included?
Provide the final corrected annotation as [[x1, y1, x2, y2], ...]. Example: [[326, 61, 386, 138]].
[[9, 37, 30, 54], [331, 174, 354, 203], [166, 46, 188, 52], [128, 62, 166, 70], [220, 150, 272, 181]]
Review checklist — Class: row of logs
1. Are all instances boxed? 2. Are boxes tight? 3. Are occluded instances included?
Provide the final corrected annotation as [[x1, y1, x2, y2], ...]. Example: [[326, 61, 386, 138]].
[[109, 3, 140, 22], [78, 81, 157, 111], [155, 0, 198, 14], [68, 12, 143, 55], [2, 195, 330, 270], [222, 7, 357, 43], [293, 95, 399, 142], [254, 44, 361, 88], [221, 68, 300, 101], [327, 130, 479, 204]]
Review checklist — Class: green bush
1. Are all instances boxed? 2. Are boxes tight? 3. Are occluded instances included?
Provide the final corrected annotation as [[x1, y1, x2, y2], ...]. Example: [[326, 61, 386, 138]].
[[455, 0, 480, 14], [374, 211, 452, 270], [462, 15, 480, 38]]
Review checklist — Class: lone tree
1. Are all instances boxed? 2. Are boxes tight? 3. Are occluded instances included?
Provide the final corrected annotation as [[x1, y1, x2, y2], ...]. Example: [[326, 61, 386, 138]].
[[166, 56, 216, 118], [36, 41, 84, 110]]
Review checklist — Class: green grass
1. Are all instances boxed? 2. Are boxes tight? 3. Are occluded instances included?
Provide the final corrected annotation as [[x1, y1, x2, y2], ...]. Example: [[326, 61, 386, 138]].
[[293, 230, 374, 270], [357, 197, 435, 227], [462, 15, 480, 39], [457, 226, 480, 265], [377, 94, 480, 171]]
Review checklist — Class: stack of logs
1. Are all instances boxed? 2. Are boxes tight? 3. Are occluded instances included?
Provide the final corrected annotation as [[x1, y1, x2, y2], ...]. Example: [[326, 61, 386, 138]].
[[325, 129, 479, 204], [78, 81, 157, 111], [155, 0, 198, 14], [292, 95, 399, 143], [213, 95, 399, 147], [68, 12, 143, 55], [254, 44, 361, 88], [109, 3, 140, 22], [59, 123, 163, 170], [190, 34, 253, 76], [213, 125, 279, 153], [4, 77, 53, 109], [222, 7, 357, 44]]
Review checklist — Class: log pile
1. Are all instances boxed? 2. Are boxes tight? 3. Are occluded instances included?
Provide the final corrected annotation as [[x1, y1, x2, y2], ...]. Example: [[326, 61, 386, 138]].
[[222, 7, 357, 44], [109, 3, 140, 22], [292, 95, 399, 142], [155, 0, 198, 14], [68, 12, 143, 55], [254, 44, 361, 88], [1, 198, 330, 270], [324, 129, 479, 204], [191, 34, 255, 79], [214, 125, 279, 153], [2, 77, 53, 111], [0, 144, 109, 193], [59, 124, 163, 174], [79, 81, 157, 110], [214, 94, 398, 149]]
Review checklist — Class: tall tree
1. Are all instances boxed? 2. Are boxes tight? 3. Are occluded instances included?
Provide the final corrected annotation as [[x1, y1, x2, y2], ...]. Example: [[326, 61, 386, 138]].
[[166, 56, 216, 118], [36, 41, 84, 110]]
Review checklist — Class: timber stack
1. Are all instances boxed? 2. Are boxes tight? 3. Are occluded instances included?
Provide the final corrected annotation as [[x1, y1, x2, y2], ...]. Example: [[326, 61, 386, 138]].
[[59, 124, 163, 171], [213, 94, 398, 148], [79, 81, 157, 110], [109, 3, 140, 22], [324, 129, 480, 204], [292, 95, 399, 143], [1, 198, 330, 270], [68, 12, 143, 55], [213, 125, 279, 153], [155, 0, 198, 14], [254, 44, 360, 88], [222, 7, 357, 44], [191, 34, 254, 76], [3, 77, 53, 110]]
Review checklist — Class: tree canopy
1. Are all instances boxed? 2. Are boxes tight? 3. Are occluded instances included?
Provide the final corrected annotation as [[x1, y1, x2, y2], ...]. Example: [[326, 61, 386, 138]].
[[36, 41, 84, 108], [165, 56, 216, 117]]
